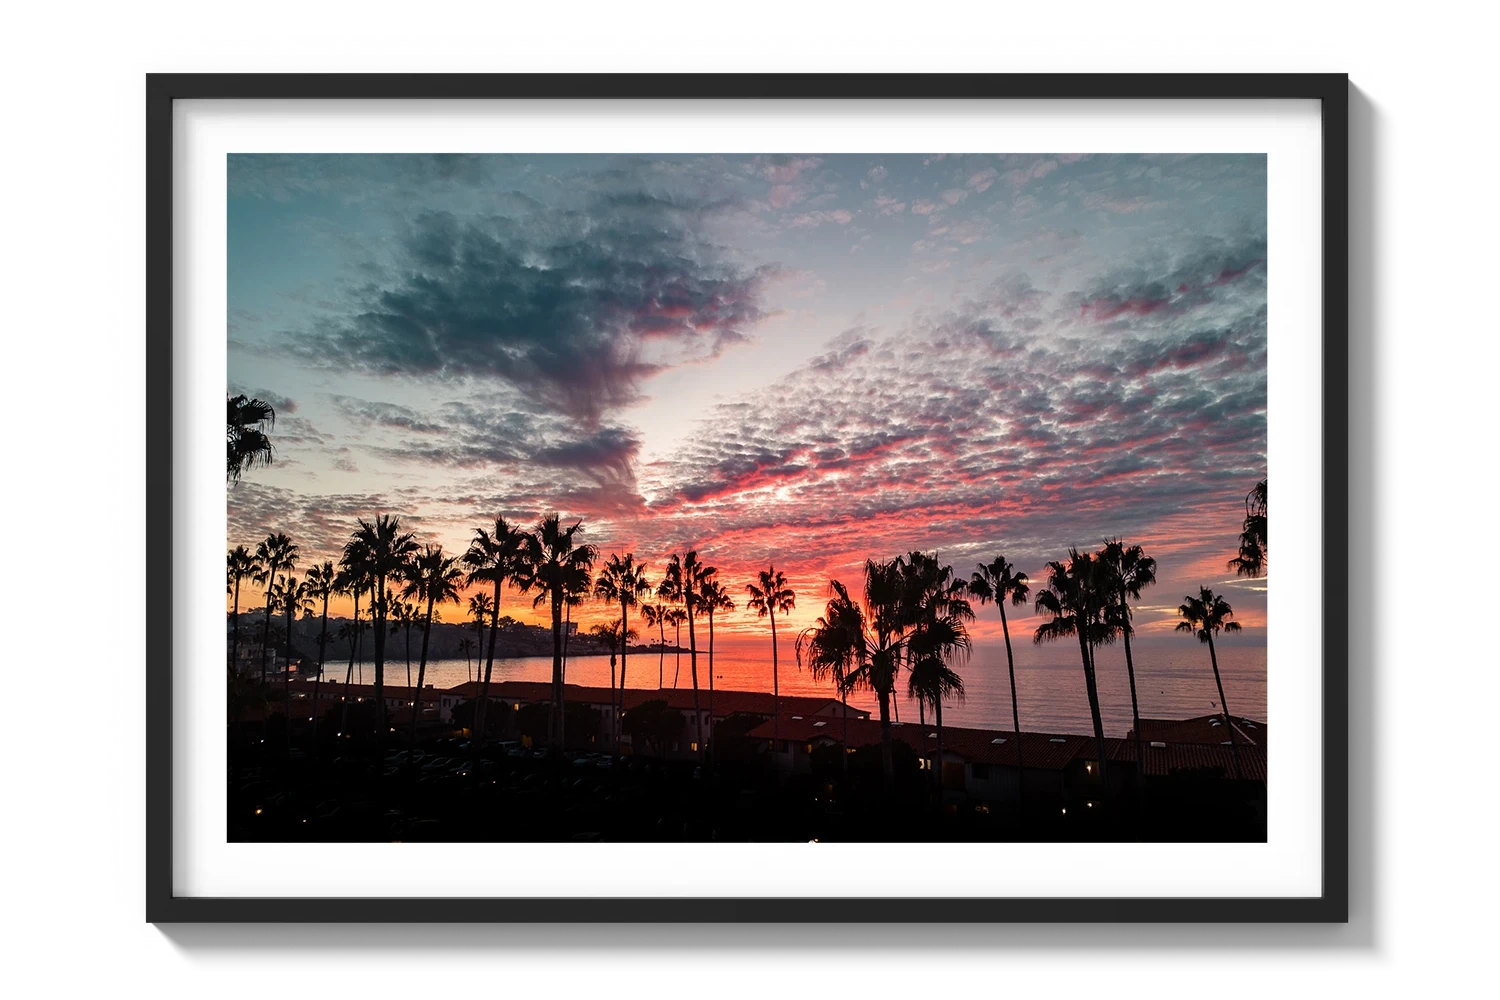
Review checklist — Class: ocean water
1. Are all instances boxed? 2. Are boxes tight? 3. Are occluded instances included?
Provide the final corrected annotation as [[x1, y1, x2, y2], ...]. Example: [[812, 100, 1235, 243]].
[[334, 634, 1266, 738]]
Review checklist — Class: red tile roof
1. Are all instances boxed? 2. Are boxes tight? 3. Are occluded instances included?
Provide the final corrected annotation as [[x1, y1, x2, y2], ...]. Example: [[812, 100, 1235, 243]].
[[744, 715, 1095, 771], [1128, 715, 1267, 748], [1107, 737, 1267, 782], [439, 681, 862, 720]]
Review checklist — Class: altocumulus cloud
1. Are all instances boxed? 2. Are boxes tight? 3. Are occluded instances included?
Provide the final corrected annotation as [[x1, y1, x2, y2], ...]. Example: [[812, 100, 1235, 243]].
[[290, 193, 774, 423]]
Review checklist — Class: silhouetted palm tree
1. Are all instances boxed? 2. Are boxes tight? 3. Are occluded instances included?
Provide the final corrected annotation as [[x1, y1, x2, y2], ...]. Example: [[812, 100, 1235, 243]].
[[303, 561, 336, 748], [1228, 479, 1269, 578], [700, 574, 735, 761], [351, 515, 417, 740], [661, 552, 709, 762], [520, 515, 597, 751], [226, 545, 259, 675], [253, 533, 298, 686], [665, 608, 687, 687], [594, 552, 653, 749], [1100, 538, 1157, 799], [640, 603, 666, 688], [457, 636, 476, 683], [746, 564, 796, 741], [274, 573, 312, 747], [1033, 548, 1117, 801], [462, 517, 529, 752], [227, 394, 275, 482], [559, 560, 593, 750], [336, 539, 370, 743], [797, 565, 900, 784], [1176, 587, 1246, 780], [390, 598, 418, 692], [403, 544, 463, 756], [907, 648, 966, 791], [969, 554, 1030, 799], [466, 592, 493, 684], [901, 552, 974, 791]]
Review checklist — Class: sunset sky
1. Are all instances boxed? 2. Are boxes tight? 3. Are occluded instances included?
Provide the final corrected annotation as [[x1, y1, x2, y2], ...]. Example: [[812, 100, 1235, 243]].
[[227, 152, 1267, 642]]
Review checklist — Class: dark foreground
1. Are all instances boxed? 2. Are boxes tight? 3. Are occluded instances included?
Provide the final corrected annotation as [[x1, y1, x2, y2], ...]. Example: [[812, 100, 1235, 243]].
[[229, 730, 1266, 844]]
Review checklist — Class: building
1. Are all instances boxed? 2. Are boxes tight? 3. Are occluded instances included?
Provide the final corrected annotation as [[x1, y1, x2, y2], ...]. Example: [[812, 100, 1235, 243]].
[[746, 711, 1268, 810], [438, 680, 867, 755]]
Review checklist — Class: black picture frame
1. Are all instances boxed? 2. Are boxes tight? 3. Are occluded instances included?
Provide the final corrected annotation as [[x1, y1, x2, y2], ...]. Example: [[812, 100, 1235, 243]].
[[146, 72, 1349, 923]]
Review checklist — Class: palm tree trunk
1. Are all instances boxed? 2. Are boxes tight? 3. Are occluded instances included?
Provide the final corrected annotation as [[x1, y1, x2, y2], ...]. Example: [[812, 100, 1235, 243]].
[[284, 599, 295, 753], [562, 600, 572, 750], [312, 596, 328, 749], [410, 594, 436, 759], [1078, 626, 1110, 805], [619, 599, 629, 752], [936, 697, 946, 803], [770, 608, 780, 742], [672, 623, 681, 688], [341, 592, 359, 737], [405, 623, 412, 693], [473, 581, 502, 754], [876, 687, 894, 788], [260, 570, 276, 686], [1207, 634, 1245, 780], [840, 693, 849, 777], [999, 601, 1025, 811], [231, 577, 242, 675], [550, 588, 564, 752], [1119, 591, 1147, 822], [919, 700, 930, 788], [706, 609, 715, 768], [687, 602, 702, 764], [373, 576, 387, 741], [657, 618, 665, 689]]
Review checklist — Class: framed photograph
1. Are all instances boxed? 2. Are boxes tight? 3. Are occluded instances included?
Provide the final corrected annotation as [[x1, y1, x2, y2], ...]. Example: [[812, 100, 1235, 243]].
[[147, 73, 1348, 922]]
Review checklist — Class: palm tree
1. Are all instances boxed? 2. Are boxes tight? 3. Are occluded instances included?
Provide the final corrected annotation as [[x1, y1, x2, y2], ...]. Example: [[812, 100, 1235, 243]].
[[466, 592, 493, 684], [1033, 548, 1117, 801], [226, 545, 259, 675], [746, 564, 796, 741], [350, 515, 418, 740], [1176, 587, 1246, 780], [665, 608, 687, 687], [593, 552, 653, 749], [699, 574, 735, 761], [253, 533, 298, 686], [796, 600, 856, 775], [390, 598, 418, 692], [519, 515, 597, 751], [274, 573, 312, 746], [227, 393, 276, 482], [335, 535, 372, 737], [1099, 538, 1157, 797], [457, 636, 476, 683], [661, 552, 709, 762], [589, 618, 637, 749], [901, 552, 974, 792], [557, 568, 592, 750], [403, 545, 464, 756], [462, 517, 529, 751], [1228, 479, 1269, 578], [969, 555, 1030, 800], [303, 561, 336, 748], [640, 603, 666, 688], [907, 647, 966, 792], [796, 562, 903, 784]]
